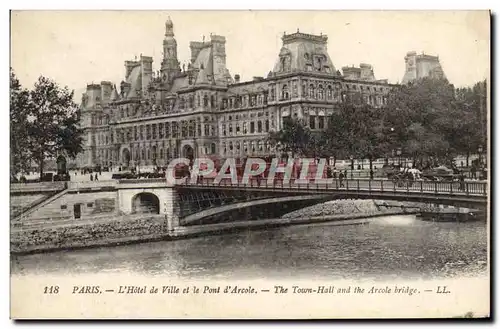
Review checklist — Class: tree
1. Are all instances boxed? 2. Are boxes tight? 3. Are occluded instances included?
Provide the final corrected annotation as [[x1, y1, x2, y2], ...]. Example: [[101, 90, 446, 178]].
[[267, 117, 315, 157], [10, 69, 31, 179], [452, 80, 487, 166], [24, 76, 84, 177], [322, 103, 384, 169], [384, 77, 459, 167]]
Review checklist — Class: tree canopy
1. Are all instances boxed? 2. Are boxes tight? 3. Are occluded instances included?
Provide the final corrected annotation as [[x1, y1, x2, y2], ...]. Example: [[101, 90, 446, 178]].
[[267, 77, 487, 169], [267, 117, 315, 157], [10, 70, 84, 178]]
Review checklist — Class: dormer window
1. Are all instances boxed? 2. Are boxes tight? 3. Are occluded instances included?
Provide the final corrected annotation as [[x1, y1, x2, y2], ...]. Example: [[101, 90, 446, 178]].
[[280, 55, 291, 72]]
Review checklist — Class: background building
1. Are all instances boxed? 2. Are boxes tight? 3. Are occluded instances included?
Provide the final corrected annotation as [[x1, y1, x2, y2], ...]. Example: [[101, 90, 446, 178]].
[[402, 51, 446, 84], [77, 18, 399, 170]]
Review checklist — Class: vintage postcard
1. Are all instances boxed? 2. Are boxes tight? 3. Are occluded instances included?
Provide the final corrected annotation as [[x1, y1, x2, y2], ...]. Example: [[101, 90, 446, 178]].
[[9, 10, 490, 319]]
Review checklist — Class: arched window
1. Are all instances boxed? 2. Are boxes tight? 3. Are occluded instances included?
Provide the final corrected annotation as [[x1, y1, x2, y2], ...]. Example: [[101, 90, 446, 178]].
[[257, 121, 262, 133], [152, 146, 157, 160], [203, 95, 208, 107], [265, 120, 269, 132], [141, 148, 145, 160], [189, 96, 194, 108], [147, 148, 151, 160], [318, 85, 324, 100], [327, 85, 333, 99], [211, 143, 216, 154], [210, 95, 215, 108], [160, 148, 164, 159], [282, 85, 289, 100], [309, 84, 315, 98]]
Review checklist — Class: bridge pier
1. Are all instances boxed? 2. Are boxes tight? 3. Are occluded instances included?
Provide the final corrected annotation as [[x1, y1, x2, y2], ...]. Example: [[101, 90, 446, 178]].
[[163, 188, 181, 231]]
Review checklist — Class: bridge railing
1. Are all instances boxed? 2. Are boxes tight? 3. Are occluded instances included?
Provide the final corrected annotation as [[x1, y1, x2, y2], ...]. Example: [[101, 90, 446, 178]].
[[67, 180, 117, 189], [10, 181, 67, 193], [179, 177, 488, 196]]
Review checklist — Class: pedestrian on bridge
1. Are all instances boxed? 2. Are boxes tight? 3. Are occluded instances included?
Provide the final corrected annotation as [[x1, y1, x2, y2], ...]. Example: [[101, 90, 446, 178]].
[[339, 171, 345, 187], [459, 172, 465, 191]]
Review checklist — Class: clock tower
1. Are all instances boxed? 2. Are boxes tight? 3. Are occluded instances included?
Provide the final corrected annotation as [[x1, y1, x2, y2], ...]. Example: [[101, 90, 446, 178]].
[[161, 17, 180, 84]]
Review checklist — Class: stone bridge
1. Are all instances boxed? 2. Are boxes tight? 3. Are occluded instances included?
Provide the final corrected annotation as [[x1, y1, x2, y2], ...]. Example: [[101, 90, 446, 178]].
[[12, 178, 488, 229]]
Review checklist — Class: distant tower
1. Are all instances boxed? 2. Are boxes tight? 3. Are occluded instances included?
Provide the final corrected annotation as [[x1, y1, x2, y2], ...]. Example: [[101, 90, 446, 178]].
[[402, 51, 446, 84], [160, 17, 180, 83]]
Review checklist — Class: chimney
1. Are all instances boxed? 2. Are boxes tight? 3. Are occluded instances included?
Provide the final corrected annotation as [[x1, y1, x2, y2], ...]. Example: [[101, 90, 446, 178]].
[[189, 41, 204, 63], [140, 55, 153, 95], [234, 74, 240, 83], [125, 60, 139, 80], [100, 81, 113, 102]]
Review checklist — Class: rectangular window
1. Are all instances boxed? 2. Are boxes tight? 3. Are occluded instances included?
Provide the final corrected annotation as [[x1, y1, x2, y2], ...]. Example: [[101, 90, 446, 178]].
[[318, 116, 325, 129], [146, 125, 151, 140], [309, 116, 316, 129], [60, 205, 67, 210], [87, 203, 93, 208], [152, 124, 157, 140], [250, 122, 255, 133], [159, 123, 164, 139]]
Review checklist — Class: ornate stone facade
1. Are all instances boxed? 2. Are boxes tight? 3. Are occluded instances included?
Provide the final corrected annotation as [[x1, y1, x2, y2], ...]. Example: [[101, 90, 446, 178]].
[[77, 18, 395, 170]]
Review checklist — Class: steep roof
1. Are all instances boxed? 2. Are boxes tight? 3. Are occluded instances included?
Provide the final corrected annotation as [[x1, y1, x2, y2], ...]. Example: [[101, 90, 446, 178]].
[[272, 32, 338, 75], [125, 65, 142, 98]]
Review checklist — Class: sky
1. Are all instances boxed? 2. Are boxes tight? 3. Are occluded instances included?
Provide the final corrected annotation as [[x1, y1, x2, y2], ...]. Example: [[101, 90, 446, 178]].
[[10, 10, 490, 101]]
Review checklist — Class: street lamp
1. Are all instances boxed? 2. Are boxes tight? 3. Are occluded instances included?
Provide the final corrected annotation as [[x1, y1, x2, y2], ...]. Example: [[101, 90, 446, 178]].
[[478, 145, 483, 166]]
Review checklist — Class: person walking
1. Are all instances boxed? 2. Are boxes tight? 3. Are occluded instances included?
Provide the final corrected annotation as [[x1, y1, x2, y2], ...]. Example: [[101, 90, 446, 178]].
[[459, 172, 465, 191], [94, 173, 98, 181], [369, 168, 374, 180], [339, 171, 345, 188], [90, 174, 93, 181]]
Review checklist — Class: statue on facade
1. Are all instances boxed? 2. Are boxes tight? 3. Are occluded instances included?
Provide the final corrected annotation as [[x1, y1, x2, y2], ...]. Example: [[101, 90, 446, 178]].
[[81, 93, 88, 106]]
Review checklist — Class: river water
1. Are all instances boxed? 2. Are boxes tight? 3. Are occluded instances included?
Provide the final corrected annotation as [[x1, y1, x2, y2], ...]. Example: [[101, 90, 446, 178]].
[[11, 215, 488, 281]]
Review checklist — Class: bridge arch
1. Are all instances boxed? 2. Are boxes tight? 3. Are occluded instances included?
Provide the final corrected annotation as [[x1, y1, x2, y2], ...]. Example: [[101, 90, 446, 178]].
[[132, 192, 160, 214]]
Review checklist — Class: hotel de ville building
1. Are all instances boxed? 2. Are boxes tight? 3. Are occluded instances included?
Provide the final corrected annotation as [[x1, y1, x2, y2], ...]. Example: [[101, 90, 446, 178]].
[[75, 17, 445, 170]]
